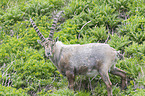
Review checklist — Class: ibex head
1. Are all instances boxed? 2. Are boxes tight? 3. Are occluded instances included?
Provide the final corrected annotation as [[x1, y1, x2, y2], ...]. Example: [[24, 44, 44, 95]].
[[30, 11, 63, 57], [38, 38, 58, 57]]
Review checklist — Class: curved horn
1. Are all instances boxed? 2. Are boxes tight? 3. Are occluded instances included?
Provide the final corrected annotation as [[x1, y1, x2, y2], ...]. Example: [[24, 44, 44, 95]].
[[48, 11, 64, 41], [30, 18, 45, 42]]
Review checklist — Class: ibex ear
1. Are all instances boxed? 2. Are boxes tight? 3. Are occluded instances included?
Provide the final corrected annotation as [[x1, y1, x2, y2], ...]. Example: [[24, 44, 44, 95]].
[[55, 37, 59, 42], [52, 37, 58, 46], [37, 40, 43, 46]]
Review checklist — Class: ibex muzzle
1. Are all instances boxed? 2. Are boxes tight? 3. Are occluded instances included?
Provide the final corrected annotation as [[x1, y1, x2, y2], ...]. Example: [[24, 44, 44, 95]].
[[30, 11, 127, 96]]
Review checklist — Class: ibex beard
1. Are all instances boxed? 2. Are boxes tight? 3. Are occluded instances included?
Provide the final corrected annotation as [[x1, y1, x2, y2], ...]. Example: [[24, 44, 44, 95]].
[[30, 11, 127, 96]]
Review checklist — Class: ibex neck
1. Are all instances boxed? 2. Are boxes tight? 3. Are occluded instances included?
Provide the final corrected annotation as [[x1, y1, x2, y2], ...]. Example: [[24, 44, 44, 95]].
[[49, 41, 63, 66]]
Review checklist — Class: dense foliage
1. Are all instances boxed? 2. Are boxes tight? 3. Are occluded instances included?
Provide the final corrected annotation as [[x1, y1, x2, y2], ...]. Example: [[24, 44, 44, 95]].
[[0, 0, 144, 95]]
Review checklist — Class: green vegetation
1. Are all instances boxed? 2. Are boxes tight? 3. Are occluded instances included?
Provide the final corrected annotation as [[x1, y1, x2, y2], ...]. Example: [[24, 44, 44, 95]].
[[0, 0, 144, 95]]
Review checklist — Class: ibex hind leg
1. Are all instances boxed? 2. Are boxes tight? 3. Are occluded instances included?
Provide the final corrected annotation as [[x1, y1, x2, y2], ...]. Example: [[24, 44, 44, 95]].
[[110, 67, 127, 90], [99, 69, 112, 96]]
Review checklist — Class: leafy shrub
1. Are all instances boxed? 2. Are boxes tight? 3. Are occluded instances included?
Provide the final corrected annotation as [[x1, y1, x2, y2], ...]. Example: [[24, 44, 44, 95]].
[[0, 84, 29, 96], [117, 58, 142, 78], [0, 36, 61, 95], [0, 36, 26, 65], [108, 33, 131, 51], [118, 16, 145, 44], [48, 88, 90, 96], [125, 41, 145, 58], [21, 0, 65, 17]]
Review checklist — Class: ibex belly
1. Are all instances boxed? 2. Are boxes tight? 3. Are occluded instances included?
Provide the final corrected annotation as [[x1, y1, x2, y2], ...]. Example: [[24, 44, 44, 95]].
[[86, 69, 99, 77], [70, 53, 104, 77]]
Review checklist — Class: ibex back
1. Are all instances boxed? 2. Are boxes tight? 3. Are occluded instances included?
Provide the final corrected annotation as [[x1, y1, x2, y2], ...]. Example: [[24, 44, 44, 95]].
[[30, 11, 127, 96]]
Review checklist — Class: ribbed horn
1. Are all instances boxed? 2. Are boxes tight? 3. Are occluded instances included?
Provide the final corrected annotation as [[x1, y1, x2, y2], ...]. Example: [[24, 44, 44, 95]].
[[48, 11, 64, 41], [30, 18, 45, 42]]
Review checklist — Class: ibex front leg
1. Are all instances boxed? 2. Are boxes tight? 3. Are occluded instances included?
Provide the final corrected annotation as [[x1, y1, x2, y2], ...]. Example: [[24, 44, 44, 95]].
[[66, 70, 75, 90], [99, 69, 112, 96]]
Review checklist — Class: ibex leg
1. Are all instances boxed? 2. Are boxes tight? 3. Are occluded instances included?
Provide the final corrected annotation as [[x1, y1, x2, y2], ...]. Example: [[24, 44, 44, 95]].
[[110, 67, 127, 90], [99, 70, 112, 96], [66, 70, 75, 90]]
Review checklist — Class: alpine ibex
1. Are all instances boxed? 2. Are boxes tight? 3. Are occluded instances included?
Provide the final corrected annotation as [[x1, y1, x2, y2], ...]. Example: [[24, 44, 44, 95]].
[[30, 11, 127, 96]]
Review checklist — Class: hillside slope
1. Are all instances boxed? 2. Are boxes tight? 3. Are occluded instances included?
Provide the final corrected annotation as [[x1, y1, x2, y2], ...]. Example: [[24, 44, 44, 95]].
[[0, 0, 144, 95]]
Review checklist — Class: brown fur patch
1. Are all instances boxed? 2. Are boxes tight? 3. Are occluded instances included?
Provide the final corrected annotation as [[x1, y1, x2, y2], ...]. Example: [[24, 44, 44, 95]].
[[77, 66, 88, 75], [58, 54, 72, 75]]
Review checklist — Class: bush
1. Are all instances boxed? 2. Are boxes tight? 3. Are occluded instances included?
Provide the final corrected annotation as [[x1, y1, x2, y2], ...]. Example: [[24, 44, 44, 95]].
[[0, 84, 28, 96]]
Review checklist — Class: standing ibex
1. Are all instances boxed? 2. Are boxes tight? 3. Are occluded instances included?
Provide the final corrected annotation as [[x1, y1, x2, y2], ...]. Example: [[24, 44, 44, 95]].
[[30, 11, 127, 96]]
